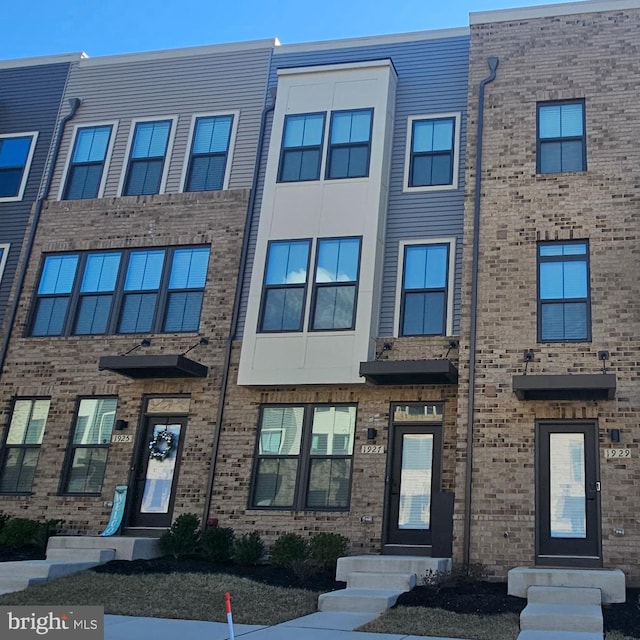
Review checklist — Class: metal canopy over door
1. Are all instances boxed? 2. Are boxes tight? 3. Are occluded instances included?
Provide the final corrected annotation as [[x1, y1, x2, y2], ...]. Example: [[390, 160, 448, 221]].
[[129, 415, 187, 528], [385, 403, 443, 554], [536, 421, 601, 567]]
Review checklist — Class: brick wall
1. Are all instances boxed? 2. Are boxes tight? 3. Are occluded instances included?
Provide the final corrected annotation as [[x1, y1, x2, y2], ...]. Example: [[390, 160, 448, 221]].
[[459, 7, 640, 582], [0, 190, 249, 533]]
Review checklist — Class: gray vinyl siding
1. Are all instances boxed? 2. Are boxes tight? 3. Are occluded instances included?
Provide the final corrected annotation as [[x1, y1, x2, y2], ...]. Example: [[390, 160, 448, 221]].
[[50, 45, 273, 199], [236, 34, 469, 338], [0, 62, 71, 328]]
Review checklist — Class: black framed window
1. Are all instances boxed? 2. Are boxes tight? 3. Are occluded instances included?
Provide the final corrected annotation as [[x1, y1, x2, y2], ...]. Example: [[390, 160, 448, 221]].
[[326, 109, 373, 179], [408, 117, 455, 187], [259, 240, 310, 332], [62, 398, 117, 495], [123, 120, 171, 196], [538, 241, 590, 342], [185, 115, 234, 191], [278, 113, 325, 182], [0, 243, 9, 286], [537, 101, 586, 174], [0, 399, 50, 494], [251, 404, 356, 510], [0, 134, 36, 199], [401, 243, 449, 336], [63, 125, 113, 200], [311, 237, 361, 330], [30, 246, 209, 336]]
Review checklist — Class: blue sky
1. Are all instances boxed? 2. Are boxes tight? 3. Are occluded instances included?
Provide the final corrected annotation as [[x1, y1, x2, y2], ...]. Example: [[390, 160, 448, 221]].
[[3, 0, 574, 60]]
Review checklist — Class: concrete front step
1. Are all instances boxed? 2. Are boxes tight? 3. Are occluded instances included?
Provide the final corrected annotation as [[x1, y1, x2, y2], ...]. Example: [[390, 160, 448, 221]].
[[527, 585, 602, 605], [47, 536, 161, 561], [508, 567, 625, 604], [46, 548, 116, 563], [0, 560, 102, 595], [520, 603, 603, 633], [346, 571, 416, 591], [0, 576, 47, 595], [335, 555, 450, 582], [518, 631, 603, 640], [318, 588, 403, 613]]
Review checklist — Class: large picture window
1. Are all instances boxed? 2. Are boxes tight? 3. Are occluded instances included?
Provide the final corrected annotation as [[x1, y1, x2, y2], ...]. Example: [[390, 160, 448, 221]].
[[537, 101, 586, 174], [62, 398, 117, 494], [63, 125, 113, 200], [30, 246, 209, 336], [0, 132, 38, 201], [538, 241, 590, 342], [251, 404, 356, 510], [400, 243, 449, 336], [0, 399, 50, 493]]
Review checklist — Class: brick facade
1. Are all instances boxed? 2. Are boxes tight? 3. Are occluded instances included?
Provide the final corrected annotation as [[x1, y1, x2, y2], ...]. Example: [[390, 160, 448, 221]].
[[458, 6, 640, 582], [0, 190, 249, 533]]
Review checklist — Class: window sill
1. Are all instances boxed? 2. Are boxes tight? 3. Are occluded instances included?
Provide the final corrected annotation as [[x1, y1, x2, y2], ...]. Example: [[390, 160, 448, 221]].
[[403, 183, 457, 194]]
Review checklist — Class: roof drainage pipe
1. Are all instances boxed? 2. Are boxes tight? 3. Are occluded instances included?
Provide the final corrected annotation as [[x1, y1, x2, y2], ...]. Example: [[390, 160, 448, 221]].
[[0, 97, 82, 377], [201, 87, 277, 528], [463, 56, 498, 566]]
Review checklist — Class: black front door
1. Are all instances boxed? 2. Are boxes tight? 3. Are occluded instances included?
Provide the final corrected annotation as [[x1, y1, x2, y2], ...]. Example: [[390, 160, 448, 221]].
[[386, 404, 443, 551], [129, 416, 186, 528], [536, 421, 601, 566]]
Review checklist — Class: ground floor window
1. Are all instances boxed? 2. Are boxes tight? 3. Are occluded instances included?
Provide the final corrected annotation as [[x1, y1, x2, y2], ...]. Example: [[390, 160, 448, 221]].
[[250, 404, 356, 510], [62, 397, 117, 494]]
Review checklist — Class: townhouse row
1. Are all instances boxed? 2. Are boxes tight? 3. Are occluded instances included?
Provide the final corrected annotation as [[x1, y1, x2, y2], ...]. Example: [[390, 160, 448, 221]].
[[1, 0, 639, 583]]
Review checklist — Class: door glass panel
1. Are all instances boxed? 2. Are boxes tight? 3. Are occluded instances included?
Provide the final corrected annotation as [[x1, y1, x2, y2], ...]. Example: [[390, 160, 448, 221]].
[[394, 404, 443, 423], [550, 433, 586, 538], [398, 434, 433, 530], [140, 424, 181, 514]]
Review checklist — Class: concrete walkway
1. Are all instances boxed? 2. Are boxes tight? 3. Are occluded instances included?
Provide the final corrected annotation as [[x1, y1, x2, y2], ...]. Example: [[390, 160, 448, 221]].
[[105, 612, 469, 640]]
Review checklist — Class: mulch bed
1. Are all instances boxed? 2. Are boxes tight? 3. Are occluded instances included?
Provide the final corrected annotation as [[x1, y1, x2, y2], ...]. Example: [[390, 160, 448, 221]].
[[0, 545, 45, 562], [396, 581, 640, 639]]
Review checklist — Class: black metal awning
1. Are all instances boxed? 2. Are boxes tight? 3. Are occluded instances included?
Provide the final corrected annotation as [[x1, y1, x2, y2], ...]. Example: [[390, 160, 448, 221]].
[[512, 373, 616, 401], [98, 354, 208, 379], [359, 359, 458, 385]]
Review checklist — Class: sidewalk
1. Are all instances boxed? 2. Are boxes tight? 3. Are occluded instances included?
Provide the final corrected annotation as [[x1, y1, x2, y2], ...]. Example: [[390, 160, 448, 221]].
[[105, 611, 468, 640]]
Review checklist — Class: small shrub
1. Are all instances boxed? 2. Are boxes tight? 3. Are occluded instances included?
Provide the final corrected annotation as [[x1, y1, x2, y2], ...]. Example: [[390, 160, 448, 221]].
[[233, 532, 264, 565], [0, 517, 41, 548], [421, 562, 487, 590], [308, 532, 349, 571], [200, 526, 235, 563], [159, 513, 201, 559], [33, 519, 64, 554], [0, 513, 10, 535], [421, 568, 450, 590], [270, 533, 308, 569]]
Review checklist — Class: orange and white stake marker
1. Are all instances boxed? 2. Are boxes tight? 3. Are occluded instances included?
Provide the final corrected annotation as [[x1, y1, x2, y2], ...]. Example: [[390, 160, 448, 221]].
[[224, 591, 235, 640]]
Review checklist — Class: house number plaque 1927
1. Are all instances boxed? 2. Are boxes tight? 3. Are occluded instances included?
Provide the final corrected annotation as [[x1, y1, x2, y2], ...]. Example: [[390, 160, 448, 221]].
[[361, 445, 385, 454]]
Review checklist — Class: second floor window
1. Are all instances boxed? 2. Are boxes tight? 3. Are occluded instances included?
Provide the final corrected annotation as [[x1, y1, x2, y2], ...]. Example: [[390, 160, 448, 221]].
[[537, 101, 586, 174], [123, 120, 172, 196], [408, 117, 456, 188], [311, 237, 361, 330], [401, 243, 449, 336], [538, 241, 590, 342], [185, 115, 234, 191], [30, 246, 210, 337], [0, 133, 37, 201], [63, 125, 113, 199]]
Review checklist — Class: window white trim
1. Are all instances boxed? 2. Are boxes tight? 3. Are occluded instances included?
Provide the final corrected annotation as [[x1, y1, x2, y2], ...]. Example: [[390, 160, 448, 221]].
[[117, 116, 178, 197], [0, 243, 9, 285], [0, 131, 39, 202], [58, 121, 119, 200], [179, 110, 240, 192], [393, 237, 456, 338], [402, 112, 461, 193]]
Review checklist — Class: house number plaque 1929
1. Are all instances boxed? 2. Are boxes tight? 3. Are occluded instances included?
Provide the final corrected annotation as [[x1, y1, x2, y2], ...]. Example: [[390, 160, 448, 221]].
[[361, 445, 385, 454]]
